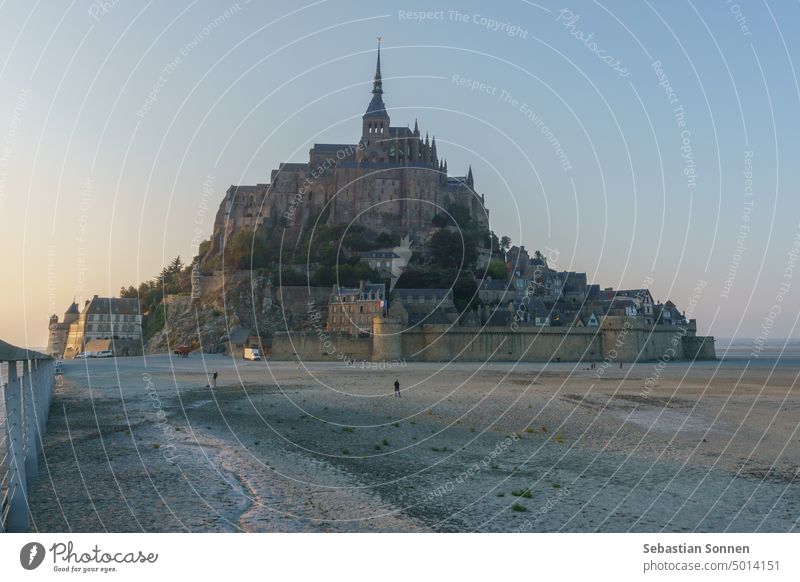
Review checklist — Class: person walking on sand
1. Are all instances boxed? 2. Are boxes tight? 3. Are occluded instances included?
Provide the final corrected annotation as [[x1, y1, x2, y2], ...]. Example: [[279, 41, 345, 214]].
[[212, 370, 218, 387], [394, 379, 401, 398]]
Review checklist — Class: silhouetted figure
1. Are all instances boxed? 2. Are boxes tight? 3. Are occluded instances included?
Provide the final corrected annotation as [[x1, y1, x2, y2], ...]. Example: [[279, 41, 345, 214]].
[[212, 370, 218, 387], [619, 361, 623, 369], [394, 379, 400, 398]]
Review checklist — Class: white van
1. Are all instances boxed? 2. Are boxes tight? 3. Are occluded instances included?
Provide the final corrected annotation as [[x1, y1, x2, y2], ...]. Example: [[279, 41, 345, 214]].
[[243, 347, 261, 361]]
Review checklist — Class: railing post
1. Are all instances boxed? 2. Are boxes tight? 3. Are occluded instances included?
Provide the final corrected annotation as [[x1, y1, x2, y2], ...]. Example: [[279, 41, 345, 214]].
[[31, 360, 50, 462], [4, 361, 29, 533], [40, 360, 50, 425], [34, 360, 46, 440], [23, 360, 39, 486]]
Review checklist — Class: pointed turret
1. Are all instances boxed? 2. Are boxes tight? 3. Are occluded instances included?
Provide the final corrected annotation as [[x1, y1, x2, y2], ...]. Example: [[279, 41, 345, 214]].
[[431, 135, 437, 164], [413, 119, 419, 135], [467, 165, 474, 188]]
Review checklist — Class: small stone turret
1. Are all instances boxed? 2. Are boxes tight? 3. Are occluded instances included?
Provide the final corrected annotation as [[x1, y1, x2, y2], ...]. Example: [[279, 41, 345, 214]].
[[371, 315, 403, 361]]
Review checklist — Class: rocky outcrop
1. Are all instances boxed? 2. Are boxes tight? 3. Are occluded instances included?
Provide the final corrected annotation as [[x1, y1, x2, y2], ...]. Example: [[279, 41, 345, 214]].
[[144, 271, 332, 355]]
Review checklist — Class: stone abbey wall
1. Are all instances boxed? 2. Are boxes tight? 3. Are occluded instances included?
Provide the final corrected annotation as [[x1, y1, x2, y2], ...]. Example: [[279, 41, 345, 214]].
[[396, 326, 603, 362], [270, 331, 372, 362], [271, 316, 716, 363]]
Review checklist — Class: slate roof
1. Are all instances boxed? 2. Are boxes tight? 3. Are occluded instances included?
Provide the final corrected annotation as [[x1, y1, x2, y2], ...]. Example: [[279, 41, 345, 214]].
[[333, 283, 385, 301], [364, 93, 387, 117], [312, 143, 356, 152], [389, 126, 413, 137], [393, 288, 453, 301], [408, 308, 451, 326], [616, 289, 654, 302], [479, 279, 510, 291], [276, 163, 309, 171], [85, 297, 140, 316], [360, 251, 400, 259], [485, 308, 511, 326], [334, 161, 436, 170]]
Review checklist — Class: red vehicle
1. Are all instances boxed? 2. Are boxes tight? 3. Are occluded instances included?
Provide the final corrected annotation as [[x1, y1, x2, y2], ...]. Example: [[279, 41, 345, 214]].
[[174, 345, 192, 357]]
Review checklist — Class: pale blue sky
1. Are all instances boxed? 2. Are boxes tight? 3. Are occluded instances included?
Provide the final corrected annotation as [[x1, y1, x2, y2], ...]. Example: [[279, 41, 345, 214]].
[[1, 0, 798, 347]]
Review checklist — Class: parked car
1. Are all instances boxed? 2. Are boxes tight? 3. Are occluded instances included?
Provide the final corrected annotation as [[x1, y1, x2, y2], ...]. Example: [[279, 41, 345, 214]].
[[243, 347, 261, 361], [75, 352, 93, 359], [174, 345, 192, 357], [94, 350, 113, 358]]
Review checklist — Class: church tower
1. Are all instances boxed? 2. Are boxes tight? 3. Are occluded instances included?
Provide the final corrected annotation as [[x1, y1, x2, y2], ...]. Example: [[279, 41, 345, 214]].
[[359, 38, 390, 161]]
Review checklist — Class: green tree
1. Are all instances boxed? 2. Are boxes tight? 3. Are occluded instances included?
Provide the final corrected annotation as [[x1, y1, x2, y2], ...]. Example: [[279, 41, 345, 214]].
[[375, 231, 398, 248], [317, 242, 341, 267], [500, 236, 512, 253], [394, 267, 448, 289], [430, 229, 477, 269], [446, 203, 472, 229], [311, 265, 336, 286], [452, 276, 479, 312], [487, 259, 508, 279], [273, 269, 307, 286], [224, 232, 271, 269], [431, 214, 449, 228]]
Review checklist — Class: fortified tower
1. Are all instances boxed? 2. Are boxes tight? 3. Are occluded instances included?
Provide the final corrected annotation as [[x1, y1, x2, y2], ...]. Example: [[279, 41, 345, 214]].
[[371, 314, 403, 361]]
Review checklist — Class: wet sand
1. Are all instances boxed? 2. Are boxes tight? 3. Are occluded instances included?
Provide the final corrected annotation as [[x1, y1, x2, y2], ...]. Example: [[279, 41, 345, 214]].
[[28, 355, 800, 532]]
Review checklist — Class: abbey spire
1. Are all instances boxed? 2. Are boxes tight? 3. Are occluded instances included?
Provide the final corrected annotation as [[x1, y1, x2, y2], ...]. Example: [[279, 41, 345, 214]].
[[372, 36, 383, 95], [362, 37, 390, 149], [364, 37, 388, 119]]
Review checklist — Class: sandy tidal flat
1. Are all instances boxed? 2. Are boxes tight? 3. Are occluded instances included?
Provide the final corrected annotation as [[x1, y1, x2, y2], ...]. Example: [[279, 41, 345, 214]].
[[28, 355, 800, 532]]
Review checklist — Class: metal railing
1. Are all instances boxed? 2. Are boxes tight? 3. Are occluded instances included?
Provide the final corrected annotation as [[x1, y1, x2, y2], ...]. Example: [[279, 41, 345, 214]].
[[0, 340, 55, 533]]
